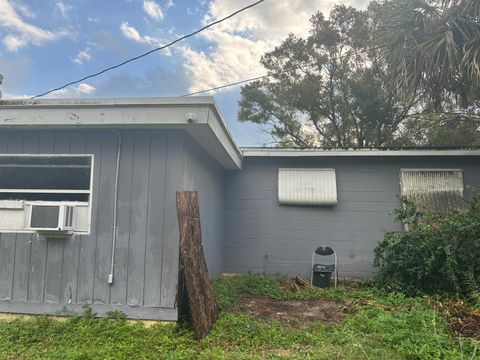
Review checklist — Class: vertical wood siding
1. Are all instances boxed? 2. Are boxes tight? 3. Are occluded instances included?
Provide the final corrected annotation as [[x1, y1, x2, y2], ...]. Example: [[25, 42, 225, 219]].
[[0, 129, 183, 318]]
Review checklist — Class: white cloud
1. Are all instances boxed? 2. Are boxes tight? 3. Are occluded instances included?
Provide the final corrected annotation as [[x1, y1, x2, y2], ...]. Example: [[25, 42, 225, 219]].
[[3, 34, 27, 51], [56, 0, 72, 18], [77, 83, 95, 94], [2, 83, 95, 99], [1, 92, 30, 99], [120, 21, 170, 53], [0, 0, 69, 52], [179, 34, 269, 93], [180, 0, 369, 93], [165, 0, 174, 9], [143, 0, 164, 21], [11, 0, 34, 18], [51, 83, 96, 97], [120, 21, 143, 43], [70, 48, 92, 65], [186, 6, 202, 16]]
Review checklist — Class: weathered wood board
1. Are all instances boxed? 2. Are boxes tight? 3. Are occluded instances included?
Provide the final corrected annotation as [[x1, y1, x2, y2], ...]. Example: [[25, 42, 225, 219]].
[[176, 191, 218, 339]]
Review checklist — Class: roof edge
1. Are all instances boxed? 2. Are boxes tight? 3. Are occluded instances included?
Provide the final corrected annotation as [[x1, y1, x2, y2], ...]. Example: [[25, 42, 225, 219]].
[[0, 96, 243, 169], [0, 96, 217, 108], [241, 147, 480, 157], [206, 99, 242, 167]]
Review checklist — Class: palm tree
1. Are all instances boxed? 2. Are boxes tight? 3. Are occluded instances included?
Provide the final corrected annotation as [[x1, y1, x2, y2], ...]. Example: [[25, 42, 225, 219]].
[[379, 0, 480, 109]]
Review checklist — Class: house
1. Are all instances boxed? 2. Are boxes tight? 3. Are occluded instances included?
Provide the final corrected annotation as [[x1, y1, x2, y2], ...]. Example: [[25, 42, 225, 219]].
[[0, 97, 479, 320]]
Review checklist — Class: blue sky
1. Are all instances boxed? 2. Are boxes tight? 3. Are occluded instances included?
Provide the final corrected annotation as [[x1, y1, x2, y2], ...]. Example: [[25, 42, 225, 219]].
[[0, 0, 367, 146]]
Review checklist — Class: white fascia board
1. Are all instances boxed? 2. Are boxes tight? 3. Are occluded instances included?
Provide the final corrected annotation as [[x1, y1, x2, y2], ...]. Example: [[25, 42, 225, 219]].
[[0, 97, 242, 169], [0, 96, 218, 108], [0, 100, 211, 126], [241, 148, 480, 157], [206, 101, 242, 169]]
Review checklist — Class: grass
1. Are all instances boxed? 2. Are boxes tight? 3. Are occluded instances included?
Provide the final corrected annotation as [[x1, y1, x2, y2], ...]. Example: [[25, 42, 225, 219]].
[[0, 274, 478, 359]]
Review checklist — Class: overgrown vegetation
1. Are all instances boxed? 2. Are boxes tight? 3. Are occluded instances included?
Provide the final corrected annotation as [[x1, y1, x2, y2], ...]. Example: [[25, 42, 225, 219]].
[[466, 272, 480, 310], [0, 274, 478, 359], [374, 194, 480, 299]]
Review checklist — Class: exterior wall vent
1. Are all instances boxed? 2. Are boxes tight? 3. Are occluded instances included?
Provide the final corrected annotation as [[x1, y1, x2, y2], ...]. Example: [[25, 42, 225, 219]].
[[278, 168, 337, 206]]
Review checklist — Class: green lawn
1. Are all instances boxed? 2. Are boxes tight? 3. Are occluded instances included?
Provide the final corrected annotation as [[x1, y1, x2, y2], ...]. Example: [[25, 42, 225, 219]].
[[0, 275, 478, 359]]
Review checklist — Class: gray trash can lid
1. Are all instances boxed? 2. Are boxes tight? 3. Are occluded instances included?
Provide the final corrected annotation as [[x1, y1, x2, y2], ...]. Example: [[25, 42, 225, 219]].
[[315, 246, 334, 256]]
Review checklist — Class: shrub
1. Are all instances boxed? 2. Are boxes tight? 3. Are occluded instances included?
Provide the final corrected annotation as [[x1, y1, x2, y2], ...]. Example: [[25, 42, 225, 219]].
[[374, 194, 480, 296]]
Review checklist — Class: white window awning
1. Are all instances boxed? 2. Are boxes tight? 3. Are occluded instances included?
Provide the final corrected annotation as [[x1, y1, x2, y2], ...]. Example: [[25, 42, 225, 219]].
[[278, 168, 337, 206]]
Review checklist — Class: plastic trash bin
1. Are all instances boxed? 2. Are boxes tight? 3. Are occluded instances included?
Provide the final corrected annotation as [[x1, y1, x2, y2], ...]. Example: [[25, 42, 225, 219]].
[[312, 264, 334, 288]]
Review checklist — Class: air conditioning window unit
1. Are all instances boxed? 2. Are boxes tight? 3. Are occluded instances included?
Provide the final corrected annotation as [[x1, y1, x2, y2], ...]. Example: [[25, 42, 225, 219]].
[[29, 204, 75, 232]]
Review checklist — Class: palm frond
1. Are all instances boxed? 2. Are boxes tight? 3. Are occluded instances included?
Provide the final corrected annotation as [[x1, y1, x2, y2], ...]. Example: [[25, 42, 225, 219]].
[[463, 38, 480, 82], [378, 0, 480, 108], [464, 271, 480, 309], [461, 0, 480, 19]]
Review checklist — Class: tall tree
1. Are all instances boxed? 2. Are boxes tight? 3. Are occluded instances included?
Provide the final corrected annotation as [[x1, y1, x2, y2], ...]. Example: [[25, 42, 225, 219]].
[[378, 0, 480, 109], [238, 5, 419, 148], [393, 112, 480, 146]]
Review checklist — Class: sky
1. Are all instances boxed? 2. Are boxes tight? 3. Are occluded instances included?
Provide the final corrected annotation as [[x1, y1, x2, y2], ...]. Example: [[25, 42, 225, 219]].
[[0, 0, 368, 146]]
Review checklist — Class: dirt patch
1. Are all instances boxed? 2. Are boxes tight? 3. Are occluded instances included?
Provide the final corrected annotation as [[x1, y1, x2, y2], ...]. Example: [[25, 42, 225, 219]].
[[438, 300, 480, 340], [231, 293, 346, 323]]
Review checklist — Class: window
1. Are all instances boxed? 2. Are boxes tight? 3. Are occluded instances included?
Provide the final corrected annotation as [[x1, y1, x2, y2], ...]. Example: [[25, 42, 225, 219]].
[[0, 155, 93, 233], [278, 168, 337, 206], [399, 169, 465, 213], [0, 155, 91, 201]]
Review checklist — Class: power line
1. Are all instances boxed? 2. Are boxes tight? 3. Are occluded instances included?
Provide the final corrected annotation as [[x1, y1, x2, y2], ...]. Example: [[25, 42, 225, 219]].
[[181, 28, 454, 97], [181, 75, 268, 97], [31, 0, 266, 99], [180, 47, 377, 97]]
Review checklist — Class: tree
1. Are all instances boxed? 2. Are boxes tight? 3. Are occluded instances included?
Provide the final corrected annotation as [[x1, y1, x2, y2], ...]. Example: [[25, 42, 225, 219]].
[[238, 5, 419, 148], [378, 0, 480, 109], [393, 112, 480, 146]]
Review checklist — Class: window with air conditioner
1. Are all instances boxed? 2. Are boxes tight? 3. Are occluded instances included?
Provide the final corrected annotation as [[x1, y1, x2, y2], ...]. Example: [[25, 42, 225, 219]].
[[278, 168, 337, 206], [399, 169, 465, 213], [0, 155, 93, 233], [29, 204, 75, 232]]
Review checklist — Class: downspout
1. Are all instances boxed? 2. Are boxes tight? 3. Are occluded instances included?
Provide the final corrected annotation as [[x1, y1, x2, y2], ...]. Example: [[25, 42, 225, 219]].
[[108, 130, 122, 284]]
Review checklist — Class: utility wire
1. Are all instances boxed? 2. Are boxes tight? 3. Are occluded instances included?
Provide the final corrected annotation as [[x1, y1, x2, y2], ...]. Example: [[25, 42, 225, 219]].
[[181, 28, 455, 96], [31, 0, 265, 99], [181, 46, 381, 96], [182, 75, 268, 97]]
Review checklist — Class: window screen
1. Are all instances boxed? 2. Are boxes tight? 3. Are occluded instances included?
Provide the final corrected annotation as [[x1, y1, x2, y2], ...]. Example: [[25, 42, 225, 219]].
[[278, 168, 337, 206], [0, 156, 92, 202], [399, 169, 465, 213]]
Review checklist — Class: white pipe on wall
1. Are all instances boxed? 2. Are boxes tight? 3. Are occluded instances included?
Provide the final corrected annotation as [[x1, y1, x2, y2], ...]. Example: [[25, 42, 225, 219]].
[[108, 130, 122, 285]]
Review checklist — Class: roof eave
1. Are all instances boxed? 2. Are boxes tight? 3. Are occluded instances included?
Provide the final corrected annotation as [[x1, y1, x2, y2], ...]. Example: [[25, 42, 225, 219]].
[[241, 148, 480, 157], [0, 97, 242, 170]]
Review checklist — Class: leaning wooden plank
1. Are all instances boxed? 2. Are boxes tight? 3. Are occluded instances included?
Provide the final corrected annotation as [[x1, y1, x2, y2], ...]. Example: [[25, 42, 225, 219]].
[[176, 191, 218, 339]]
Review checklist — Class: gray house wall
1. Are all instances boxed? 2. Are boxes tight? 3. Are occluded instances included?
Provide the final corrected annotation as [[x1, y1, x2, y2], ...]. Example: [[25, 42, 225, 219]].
[[182, 135, 225, 277], [0, 128, 225, 320], [223, 156, 480, 278], [1, 124, 478, 320]]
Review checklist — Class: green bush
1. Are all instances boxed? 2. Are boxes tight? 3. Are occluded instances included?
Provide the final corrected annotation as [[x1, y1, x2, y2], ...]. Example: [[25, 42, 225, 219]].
[[374, 194, 480, 296]]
